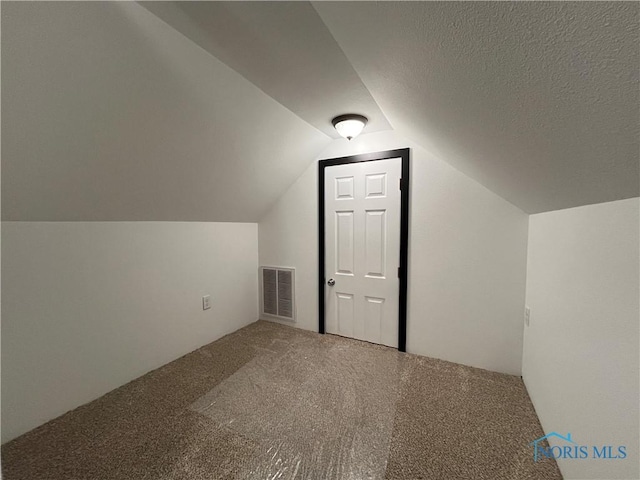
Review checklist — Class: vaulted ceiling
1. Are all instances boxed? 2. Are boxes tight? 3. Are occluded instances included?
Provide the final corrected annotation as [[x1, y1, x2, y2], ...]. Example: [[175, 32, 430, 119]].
[[139, 1, 391, 138], [314, 2, 639, 213], [3, 1, 638, 220], [2, 2, 329, 222]]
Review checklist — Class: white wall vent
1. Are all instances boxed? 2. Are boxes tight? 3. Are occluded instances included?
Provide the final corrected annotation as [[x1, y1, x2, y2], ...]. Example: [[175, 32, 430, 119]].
[[260, 266, 295, 322]]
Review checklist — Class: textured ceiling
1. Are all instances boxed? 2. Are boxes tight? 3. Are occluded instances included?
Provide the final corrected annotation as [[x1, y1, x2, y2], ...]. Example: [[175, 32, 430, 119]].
[[314, 1, 639, 213], [139, 1, 391, 138], [2, 2, 638, 220]]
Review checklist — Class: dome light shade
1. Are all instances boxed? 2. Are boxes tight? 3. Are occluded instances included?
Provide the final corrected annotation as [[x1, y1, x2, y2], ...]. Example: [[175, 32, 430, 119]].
[[332, 114, 368, 140]]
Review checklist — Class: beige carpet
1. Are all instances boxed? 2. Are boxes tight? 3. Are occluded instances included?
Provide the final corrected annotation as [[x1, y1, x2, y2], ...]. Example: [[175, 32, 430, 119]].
[[2, 321, 562, 479]]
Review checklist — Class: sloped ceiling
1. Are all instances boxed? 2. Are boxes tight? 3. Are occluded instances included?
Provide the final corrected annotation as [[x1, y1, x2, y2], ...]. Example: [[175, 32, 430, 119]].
[[1, 2, 329, 221], [3, 1, 638, 220], [314, 1, 639, 213], [139, 1, 391, 138]]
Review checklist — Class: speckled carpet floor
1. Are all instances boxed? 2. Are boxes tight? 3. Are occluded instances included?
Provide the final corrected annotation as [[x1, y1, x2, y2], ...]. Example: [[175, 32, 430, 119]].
[[2, 321, 562, 479]]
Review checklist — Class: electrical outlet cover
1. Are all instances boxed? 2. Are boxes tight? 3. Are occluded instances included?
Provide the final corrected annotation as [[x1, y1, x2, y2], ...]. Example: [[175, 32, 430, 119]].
[[203, 295, 211, 310]]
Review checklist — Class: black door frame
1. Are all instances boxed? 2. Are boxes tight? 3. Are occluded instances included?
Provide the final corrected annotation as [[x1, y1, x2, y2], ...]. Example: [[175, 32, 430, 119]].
[[318, 148, 410, 352]]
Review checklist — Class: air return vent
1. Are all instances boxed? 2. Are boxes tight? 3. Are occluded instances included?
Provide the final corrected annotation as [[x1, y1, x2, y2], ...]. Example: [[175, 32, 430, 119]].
[[260, 266, 295, 321]]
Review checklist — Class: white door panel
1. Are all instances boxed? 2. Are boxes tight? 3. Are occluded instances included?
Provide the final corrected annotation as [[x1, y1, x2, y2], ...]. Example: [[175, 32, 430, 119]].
[[325, 158, 401, 348]]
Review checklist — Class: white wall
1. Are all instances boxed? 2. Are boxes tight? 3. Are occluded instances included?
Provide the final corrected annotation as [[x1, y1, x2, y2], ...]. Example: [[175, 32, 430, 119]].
[[259, 130, 529, 375], [1, 222, 258, 443], [523, 198, 640, 480]]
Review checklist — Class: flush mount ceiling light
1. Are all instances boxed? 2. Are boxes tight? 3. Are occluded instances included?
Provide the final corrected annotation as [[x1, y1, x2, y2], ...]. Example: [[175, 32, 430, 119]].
[[332, 114, 368, 141]]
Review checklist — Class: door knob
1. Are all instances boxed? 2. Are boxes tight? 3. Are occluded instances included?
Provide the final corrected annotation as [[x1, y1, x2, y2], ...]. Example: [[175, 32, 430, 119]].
[[327, 278, 335, 286]]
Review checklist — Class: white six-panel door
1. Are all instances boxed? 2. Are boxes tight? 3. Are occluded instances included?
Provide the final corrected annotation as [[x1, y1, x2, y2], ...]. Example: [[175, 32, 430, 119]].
[[324, 158, 401, 348]]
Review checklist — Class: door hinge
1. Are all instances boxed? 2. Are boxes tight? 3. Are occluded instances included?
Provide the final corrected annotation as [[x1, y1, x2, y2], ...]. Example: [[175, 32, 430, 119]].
[[398, 266, 401, 278], [399, 178, 402, 190]]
